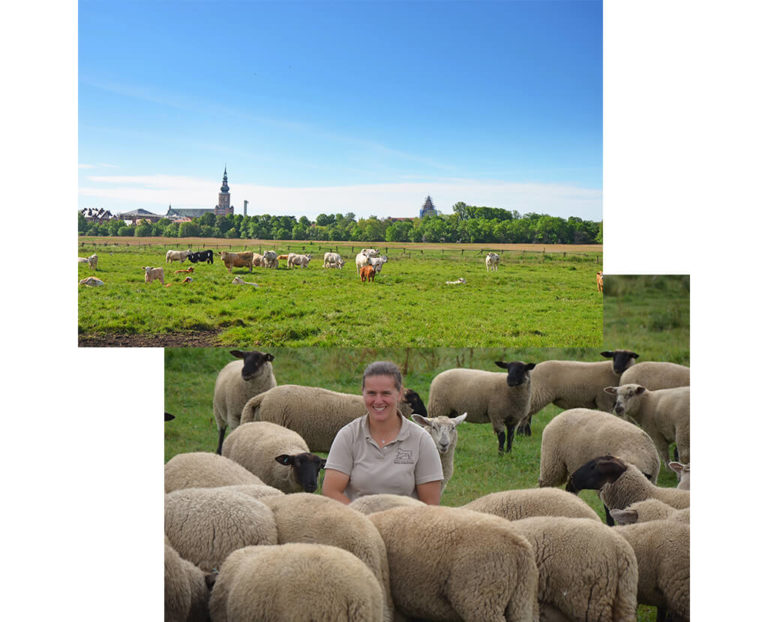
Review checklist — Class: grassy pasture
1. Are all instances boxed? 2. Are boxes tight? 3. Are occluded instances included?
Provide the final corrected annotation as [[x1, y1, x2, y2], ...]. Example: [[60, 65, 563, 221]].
[[78, 239, 602, 347]]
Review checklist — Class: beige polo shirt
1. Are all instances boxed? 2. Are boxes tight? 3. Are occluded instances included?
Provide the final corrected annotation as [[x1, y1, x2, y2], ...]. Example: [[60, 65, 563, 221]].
[[325, 413, 444, 502]]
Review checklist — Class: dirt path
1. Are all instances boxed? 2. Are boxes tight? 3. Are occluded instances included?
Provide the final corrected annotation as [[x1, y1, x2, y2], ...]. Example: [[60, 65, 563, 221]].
[[78, 330, 221, 347]]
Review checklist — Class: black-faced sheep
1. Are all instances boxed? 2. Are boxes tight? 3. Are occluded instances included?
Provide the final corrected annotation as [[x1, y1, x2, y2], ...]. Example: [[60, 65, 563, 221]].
[[567, 455, 690, 511], [427, 361, 536, 453], [212, 349, 276, 454], [221, 421, 326, 493], [368, 505, 539, 622], [208, 543, 386, 622]]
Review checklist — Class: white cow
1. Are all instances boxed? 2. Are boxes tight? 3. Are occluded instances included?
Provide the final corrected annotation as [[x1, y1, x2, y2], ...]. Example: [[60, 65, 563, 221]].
[[77, 254, 98, 270], [355, 252, 371, 275], [287, 253, 312, 268], [485, 252, 500, 271], [79, 276, 104, 287], [166, 249, 191, 263], [369, 255, 388, 274], [262, 250, 278, 269], [323, 252, 345, 269], [143, 266, 165, 285]]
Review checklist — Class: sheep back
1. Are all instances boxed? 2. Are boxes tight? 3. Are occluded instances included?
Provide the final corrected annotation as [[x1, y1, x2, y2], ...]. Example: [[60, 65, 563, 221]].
[[601, 463, 690, 510], [212, 358, 276, 435], [215, 483, 285, 501], [619, 361, 690, 389], [208, 543, 385, 622], [510, 516, 639, 622], [164, 537, 210, 622], [614, 520, 690, 619], [463, 487, 601, 522], [368, 505, 539, 622], [528, 359, 622, 415], [349, 493, 426, 515], [612, 498, 690, 524], [427, 368, 531, 432], [164, 451, 264, 493], [164, 488, 278, 572], [260, 493, 393, 621], [539, 408, 660, 487]]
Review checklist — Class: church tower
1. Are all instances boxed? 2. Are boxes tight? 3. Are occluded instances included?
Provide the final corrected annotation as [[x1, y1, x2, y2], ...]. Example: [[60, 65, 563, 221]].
[[215, 167, 233, 216]]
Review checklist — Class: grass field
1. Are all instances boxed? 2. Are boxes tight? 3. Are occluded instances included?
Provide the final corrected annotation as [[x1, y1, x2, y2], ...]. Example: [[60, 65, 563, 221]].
[[78, 238, 602, 347], [164, 274, 688, 621]]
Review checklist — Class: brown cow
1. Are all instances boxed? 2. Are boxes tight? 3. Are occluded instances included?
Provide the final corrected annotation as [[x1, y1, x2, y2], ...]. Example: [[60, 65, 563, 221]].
[[596, 271, 604, 293], [360, 265, 376, 283], [220, 251, 254, 273]]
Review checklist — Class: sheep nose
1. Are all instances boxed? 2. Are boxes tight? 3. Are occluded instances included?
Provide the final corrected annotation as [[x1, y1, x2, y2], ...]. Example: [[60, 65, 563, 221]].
[[614, 405, 624, 415], [304, 483, 317, 493]]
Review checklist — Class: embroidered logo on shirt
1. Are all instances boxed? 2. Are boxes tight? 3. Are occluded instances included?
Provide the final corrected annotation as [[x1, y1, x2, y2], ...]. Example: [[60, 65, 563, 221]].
[[394, 448, 415, 464]]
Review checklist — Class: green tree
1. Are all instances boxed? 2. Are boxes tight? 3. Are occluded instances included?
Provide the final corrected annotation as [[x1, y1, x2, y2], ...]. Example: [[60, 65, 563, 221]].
[[134, 222, 153, 237], [117, 225, 134, 237], [78, 212, 88, 234], [178, 221, 201, 237], [200, 212, 216, 227]]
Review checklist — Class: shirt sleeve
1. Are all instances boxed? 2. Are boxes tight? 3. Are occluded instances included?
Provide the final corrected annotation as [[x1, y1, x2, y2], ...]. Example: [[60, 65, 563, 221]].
[[324, 422, 354, 476], [414, 430, 444, 485]]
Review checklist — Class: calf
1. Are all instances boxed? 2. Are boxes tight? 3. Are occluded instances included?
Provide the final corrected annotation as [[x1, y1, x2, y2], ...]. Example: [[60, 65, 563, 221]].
[[596, 271, 604, 292], [143, 266, 165, 285], [360, 264, 376, 283], [174, 267, 194, 274]]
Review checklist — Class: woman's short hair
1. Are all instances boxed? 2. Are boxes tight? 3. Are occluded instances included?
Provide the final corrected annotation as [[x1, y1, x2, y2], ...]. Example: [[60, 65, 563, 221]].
[[362, 361, 403, 391]]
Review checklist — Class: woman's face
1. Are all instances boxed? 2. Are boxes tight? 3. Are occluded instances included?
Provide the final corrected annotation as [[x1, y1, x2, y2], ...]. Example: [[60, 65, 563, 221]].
[[363, 374, 403, 424]]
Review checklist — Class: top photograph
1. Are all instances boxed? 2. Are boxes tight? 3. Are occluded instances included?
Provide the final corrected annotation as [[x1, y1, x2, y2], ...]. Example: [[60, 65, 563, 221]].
[[77, 0, 603, 348]]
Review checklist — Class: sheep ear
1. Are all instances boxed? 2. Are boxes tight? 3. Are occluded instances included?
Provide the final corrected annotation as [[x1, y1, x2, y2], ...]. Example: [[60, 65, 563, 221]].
[[525, 363, 536, 371], [264, 353, 275, 362], [319, 459, 327, 469], [668, 461, 685, 474], [275, 454, 295, 466], [634, 386, 647, 395], [604, 386, 618, 394], [230, 350, 245, 359], [600, 351, 613, 359], [630, 352, 639, 359], [610, 508, 638, 525], [410, 414, 430, 428], [453, 413, 468, 425], [494, 361, 509, 370]]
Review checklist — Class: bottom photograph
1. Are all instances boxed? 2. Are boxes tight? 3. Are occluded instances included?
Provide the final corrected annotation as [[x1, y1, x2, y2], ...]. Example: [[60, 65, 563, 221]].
[[164, 275, 690, 622]]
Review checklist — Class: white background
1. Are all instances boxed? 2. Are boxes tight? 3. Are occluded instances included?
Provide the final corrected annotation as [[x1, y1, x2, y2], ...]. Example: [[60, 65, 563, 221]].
[[4, 0, 766, 619]]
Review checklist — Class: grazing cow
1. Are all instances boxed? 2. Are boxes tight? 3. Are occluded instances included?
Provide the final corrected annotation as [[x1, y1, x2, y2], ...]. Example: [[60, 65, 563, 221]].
[[262, 250, 278, 269], [165, 249, 191, 263], [143, 266, 165, 285], [252, 253, 264, 268], [232, 276, 260, 288], [287, 253, 311, 268], [174, 267, 194, 274], [596, 271, 604, 293], [323, 252, 345, 269], [360, 265, 376, 283], [369, 255, 388, 274], [79, 276, 104, 287], [78, 254, 98, 270], [190, 249, 214, 264], [220, 251, 254, 273], [485, 252, 500, 271]]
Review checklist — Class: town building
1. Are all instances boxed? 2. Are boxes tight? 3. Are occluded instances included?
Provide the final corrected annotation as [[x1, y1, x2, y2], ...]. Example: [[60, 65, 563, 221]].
[[420, 196, 437, 218], [165, 167, 236, 220]]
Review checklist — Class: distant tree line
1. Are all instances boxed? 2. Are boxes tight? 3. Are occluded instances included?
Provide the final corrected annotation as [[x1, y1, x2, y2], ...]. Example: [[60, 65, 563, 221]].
[[78, 202, 602, 244]]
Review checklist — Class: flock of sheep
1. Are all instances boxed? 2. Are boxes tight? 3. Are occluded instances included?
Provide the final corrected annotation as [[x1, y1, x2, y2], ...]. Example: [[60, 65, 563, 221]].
[[165, 348, 691, 621]]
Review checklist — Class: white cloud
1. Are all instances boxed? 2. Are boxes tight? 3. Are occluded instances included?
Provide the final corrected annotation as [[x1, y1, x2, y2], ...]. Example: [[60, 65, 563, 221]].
[[79, 174, 602, 221]]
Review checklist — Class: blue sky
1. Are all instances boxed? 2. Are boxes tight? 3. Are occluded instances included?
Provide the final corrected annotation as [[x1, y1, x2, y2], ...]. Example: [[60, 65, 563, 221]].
[[79, 0, 602, 220]]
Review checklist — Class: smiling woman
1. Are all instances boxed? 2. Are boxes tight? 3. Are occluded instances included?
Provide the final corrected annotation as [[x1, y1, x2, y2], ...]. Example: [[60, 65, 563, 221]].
[[322, 361, 443, 505]]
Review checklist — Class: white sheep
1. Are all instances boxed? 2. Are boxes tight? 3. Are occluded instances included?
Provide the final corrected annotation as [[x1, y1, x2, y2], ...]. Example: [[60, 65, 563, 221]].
[[231, 276, 260, 287], [567, 455, 690, 511], [260, 492, 394, 621], [521, 349, 640, 433], [619, 360, 690, 389], [221, 421, 326, 493], [410, 413, 466, 492], [539, 407, 661, 488], [610, 498, 690, 524], [348, 493, 426, 515], [208, 543, 386, 622], [164, 487, 278, 572], [164, 536, 210, 622], [368, 505, 539, 622], [143, 266, 165, 285], [79, 276, 104, 287], [485, 252, 500, 271], [215, 483, 285, 500], [463, 486, 601, 522], [509, 516, 639, 622], [612, 519, 690, 621], [164, 451, 264, 493], [669, 461, 690, 489], [605, 383, 690, 467], [427, 361, 536, 454], [240, 383, 420, 453], [212, 349, 276, 454]]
